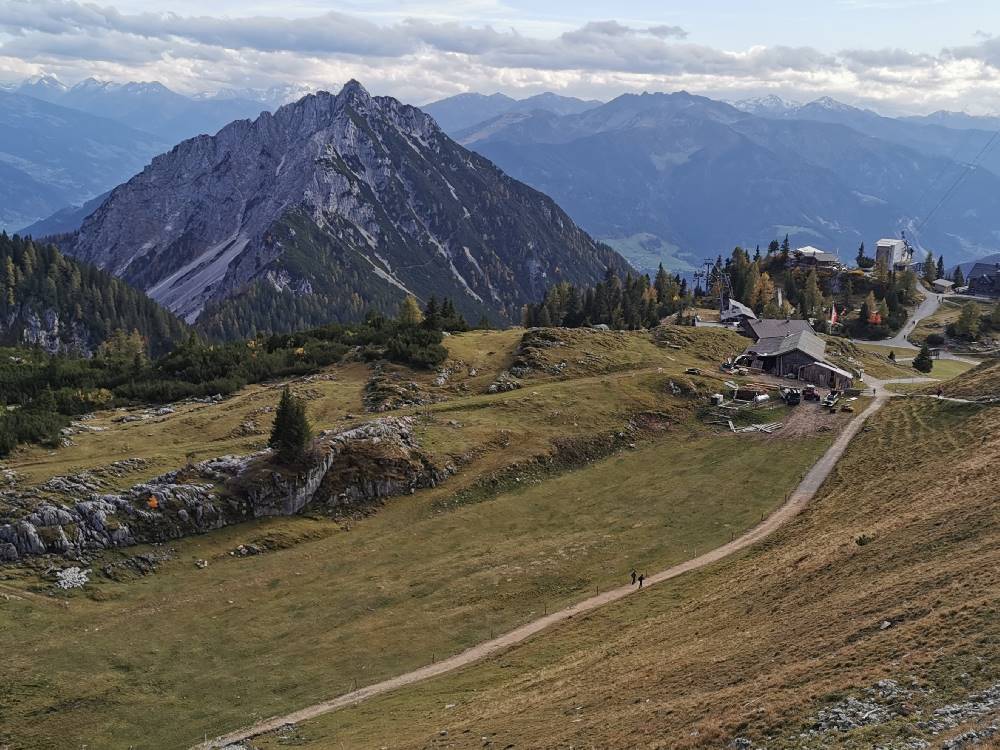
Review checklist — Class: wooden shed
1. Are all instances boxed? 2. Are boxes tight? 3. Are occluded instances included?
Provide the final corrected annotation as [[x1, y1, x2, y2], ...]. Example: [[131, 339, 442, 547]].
[[797, 361, 854, 390]]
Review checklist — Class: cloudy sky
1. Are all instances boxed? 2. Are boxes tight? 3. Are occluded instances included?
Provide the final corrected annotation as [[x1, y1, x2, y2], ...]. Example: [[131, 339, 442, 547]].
[[3, 0, 1000, 113]]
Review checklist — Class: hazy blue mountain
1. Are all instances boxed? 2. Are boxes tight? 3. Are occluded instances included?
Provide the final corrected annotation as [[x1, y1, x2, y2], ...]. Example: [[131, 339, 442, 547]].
[[14, 73, 68, 102], [458, 91, 1000, 271], [19, 77, 275, 143], [731, 95, 802, 116], [734, 95, 1000, 179], [19, 191, 111, 238], [0, 90, 167, 231], [902, 111, 1000, 131], [423, 91, 601, 134]]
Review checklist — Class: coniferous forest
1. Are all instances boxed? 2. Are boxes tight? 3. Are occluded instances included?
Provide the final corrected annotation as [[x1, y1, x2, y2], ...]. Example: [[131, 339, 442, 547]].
[[0, 233, 188, 356]]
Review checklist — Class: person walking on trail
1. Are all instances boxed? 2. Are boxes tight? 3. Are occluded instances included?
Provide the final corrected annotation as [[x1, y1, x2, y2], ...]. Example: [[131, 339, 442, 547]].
[[630, 569, 637, 585], [638, 573, 645, 589]]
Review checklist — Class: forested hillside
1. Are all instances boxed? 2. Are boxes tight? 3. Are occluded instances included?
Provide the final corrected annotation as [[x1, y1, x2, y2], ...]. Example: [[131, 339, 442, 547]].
[[0, 233, 187, 356]]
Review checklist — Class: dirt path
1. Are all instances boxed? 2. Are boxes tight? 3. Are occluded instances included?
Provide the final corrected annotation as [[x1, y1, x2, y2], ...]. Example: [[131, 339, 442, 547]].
[[193, 394, 891, 749]]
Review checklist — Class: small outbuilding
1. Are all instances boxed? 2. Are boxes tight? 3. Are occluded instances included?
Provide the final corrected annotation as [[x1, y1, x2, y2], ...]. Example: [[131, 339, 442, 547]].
[[797, 361, 854, 390], [792, 246, 842, 269], [720, 297, 757, 324], [932, 278, 955, 294]]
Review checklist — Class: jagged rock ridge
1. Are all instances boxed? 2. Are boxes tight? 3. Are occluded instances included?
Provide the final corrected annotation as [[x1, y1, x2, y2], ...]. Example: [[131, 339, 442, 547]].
[[66, 80, 628, 332]]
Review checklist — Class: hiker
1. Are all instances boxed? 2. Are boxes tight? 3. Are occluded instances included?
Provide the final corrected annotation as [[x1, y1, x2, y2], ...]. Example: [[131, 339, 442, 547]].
[[630, 569, 637, 585], [638, 573, 645, 589], [937, 387, 943, 397]]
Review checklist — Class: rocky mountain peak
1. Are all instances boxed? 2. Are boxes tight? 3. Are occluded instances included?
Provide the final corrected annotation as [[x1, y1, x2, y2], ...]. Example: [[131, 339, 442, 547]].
[[338, 78, 371, 104], [64, 81, 627, 334]]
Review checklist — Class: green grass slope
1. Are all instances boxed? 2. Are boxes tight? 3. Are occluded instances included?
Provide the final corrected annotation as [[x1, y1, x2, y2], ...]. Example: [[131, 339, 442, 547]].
[[250, 355, 999, 749], [0, 325, 843, 749]]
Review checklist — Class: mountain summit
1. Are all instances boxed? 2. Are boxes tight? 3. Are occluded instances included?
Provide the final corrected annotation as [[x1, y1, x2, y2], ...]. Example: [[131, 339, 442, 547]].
[[66, 81, 626, 333]]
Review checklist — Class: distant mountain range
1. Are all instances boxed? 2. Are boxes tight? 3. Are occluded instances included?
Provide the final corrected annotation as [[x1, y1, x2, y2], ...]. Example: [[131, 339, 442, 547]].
[[62, 81, 627, 337], [731, 95, 1000, 179], [12, 73, 1000, 280], [14, 74, 310, 144], [422, 91, 602, 133], [446, 91, 1000, 273], [0, 90, 167, 232]]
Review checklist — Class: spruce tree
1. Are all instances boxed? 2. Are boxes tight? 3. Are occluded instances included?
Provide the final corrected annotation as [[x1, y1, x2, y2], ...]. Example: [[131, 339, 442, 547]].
[[912, 344, 934, 373], [269, 387, 312, 465], [953, 266, 965, 287], [923, 251, 936, 284], [423, 296, 441, 330]]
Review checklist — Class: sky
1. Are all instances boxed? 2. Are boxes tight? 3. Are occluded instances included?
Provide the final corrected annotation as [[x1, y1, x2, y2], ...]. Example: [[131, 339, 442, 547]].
[[2, 0, 1000, 113]]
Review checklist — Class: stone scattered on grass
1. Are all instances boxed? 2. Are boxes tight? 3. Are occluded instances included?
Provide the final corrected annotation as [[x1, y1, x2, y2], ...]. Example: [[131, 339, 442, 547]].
[[55, 566, 89, 589]]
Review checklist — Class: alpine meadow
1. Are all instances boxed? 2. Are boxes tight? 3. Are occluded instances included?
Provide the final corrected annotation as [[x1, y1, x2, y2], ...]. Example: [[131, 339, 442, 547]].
[[0, 3, 998, 749]]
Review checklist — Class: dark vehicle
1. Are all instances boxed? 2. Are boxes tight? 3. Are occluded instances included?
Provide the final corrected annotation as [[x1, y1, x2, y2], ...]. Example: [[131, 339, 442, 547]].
[[780, 387, 801, 405]]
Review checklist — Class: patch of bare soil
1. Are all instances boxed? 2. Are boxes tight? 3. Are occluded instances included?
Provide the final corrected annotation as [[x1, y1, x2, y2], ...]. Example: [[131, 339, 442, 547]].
[[777, 402, 855, 438]]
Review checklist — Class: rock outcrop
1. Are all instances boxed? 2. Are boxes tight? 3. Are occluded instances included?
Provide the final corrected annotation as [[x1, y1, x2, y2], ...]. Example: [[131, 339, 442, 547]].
[[0, 417, 447, 562]]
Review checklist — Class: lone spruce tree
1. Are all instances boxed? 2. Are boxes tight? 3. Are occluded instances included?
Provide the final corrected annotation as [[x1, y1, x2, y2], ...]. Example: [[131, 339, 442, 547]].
[[912, 344, 934, 374], [270, 387, 312, 465]]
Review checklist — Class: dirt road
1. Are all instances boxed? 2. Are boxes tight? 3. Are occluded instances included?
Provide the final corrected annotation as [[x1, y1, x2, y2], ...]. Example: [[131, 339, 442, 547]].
[[193, 392, 892, 749]]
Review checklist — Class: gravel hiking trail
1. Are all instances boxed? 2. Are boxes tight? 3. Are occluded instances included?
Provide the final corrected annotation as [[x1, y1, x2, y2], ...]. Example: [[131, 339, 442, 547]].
[[194, 392, 891, 749]]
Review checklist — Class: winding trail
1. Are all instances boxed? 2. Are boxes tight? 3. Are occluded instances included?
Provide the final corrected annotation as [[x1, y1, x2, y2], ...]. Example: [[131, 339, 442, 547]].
[[193, 393, 893, 749]]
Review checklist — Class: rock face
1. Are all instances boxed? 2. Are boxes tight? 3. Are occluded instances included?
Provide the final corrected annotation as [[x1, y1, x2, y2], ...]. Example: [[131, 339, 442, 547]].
[[2, 306, 89, 354], [0, 417, 447, 562], [66, 80, 628, 332]]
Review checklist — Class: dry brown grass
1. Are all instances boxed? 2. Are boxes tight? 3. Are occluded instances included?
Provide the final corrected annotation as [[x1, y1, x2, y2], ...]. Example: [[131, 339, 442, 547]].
[[937, 357, 1000, 399], [254, 381, 1000, 749]]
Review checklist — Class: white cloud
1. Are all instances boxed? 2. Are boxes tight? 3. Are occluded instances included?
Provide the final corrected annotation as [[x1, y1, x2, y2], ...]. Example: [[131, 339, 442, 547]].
[[2, 0, 1000, 113]]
